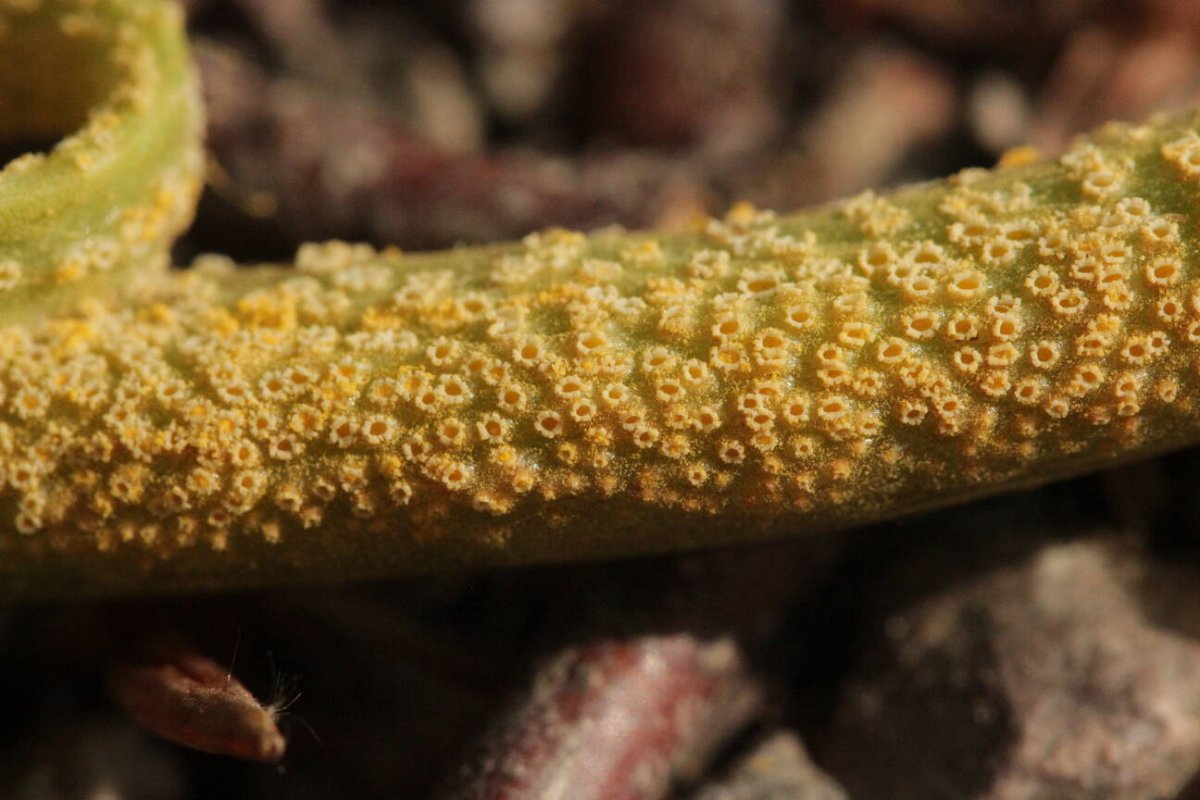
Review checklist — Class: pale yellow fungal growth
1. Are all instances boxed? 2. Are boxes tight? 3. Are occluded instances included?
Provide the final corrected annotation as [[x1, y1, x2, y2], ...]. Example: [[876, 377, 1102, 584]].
[[13, 1, 1200, 598], [0, 0, 202, 323]]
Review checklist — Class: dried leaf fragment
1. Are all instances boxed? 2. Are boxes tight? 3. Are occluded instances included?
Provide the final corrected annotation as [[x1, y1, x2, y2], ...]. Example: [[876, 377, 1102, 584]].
[[108, 640, 286, 762]]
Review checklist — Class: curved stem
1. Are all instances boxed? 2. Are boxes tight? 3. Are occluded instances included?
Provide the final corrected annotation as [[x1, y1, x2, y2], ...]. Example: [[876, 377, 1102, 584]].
[[0, 0, 202, 323], [4, 2, 1200, 599]]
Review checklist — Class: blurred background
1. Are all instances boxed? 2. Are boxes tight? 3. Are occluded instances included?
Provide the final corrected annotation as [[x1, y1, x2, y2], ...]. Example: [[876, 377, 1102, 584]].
[[180, 0, 1200, 258], [10, 1, 1200, 798]]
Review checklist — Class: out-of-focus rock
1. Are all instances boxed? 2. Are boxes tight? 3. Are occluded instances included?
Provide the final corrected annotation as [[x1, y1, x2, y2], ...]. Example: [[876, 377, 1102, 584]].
[[231, 0, 338, 78], [443, 635, 761, 800], [795, 43, 954, 194], [571, 0, 784, 158], [1031, 26, 1200, 154], [825, 538, 1200, 800], [692, 732, 847, 800], [968, 72, 1032, 156], [195, 43, 711, 254], [745, 42, 955, 210], [828, 0, 1100, 54], [470, 0, 577, 124], [2, 717, 183, 800], [217, 0, 487, 154], [440, 538, 840, 800]]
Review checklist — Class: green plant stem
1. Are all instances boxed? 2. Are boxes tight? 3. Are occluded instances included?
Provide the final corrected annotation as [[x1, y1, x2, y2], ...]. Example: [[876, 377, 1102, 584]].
[[4, 1, 1200, 599]]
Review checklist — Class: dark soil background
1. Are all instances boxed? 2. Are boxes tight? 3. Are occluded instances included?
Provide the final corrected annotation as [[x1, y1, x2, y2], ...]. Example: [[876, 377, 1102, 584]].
[[10, 1, 1200, 798]]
